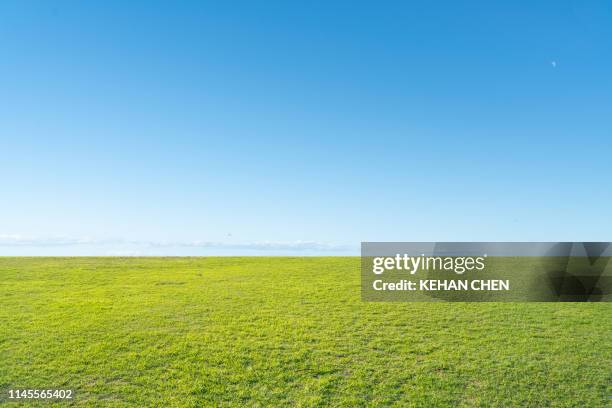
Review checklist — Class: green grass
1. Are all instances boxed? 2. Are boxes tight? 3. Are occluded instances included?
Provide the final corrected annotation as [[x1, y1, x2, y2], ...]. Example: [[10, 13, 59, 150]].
[[1, 257, 610, 407]]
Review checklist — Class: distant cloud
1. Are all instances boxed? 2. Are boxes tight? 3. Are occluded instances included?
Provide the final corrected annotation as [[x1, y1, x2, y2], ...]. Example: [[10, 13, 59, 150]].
[[0, 234, 102, 246], [0, 234, 353, 252], [147, 240, 352, 252], [105, 250, 143, 256]]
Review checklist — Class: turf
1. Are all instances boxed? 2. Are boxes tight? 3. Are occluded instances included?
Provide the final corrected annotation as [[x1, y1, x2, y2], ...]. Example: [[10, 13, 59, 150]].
[[1, 257, 610, 407]]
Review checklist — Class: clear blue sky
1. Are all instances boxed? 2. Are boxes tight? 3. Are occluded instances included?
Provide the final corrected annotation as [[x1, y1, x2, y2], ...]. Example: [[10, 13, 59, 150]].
[[1, 1, 611, 255]]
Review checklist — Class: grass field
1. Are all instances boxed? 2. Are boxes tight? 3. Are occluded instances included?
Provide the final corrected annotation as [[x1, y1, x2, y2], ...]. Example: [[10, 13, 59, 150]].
[[1, 257, 610, 407]]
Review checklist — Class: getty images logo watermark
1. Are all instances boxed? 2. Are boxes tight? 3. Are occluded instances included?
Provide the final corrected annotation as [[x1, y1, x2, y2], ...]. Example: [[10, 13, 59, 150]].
[[361, 242, 612, 302]]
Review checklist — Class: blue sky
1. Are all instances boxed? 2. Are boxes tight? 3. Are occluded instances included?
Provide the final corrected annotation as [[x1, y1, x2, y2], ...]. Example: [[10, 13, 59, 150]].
[[1, 1, 611, 255]]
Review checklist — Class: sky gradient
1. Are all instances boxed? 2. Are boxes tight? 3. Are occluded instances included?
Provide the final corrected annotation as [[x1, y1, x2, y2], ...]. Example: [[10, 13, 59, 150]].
[[1, 1, 611, 255]]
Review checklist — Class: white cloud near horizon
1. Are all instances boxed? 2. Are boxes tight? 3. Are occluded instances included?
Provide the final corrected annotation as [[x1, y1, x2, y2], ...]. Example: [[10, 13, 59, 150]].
[[0, 234, 355, 253], [0, 234, 104, 246]]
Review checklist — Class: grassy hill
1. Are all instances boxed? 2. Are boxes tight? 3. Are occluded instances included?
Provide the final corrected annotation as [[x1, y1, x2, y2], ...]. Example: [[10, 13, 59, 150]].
[[1, 257, 610, 406]]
